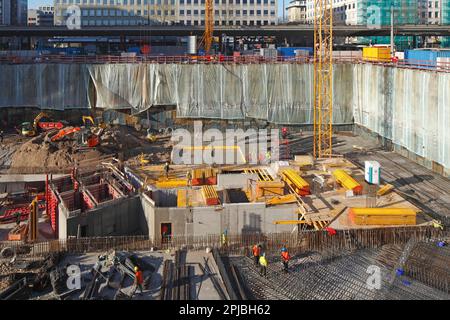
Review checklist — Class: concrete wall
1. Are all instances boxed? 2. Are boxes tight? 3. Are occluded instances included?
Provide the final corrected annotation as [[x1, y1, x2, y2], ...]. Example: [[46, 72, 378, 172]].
[[217, 173, 259, 190], [140, 191, 298, 239], [64, 195, 146, 238]]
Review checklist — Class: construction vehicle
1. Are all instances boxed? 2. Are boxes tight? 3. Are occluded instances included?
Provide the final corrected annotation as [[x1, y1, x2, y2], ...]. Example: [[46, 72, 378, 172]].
[[82, 115, 105, 129], [50, 127, 81, 142], [20, 112, 66, 137], [20, 122, 36, 137]]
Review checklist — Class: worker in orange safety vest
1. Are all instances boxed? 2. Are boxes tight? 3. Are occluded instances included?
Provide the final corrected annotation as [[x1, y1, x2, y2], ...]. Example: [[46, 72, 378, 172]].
[[134, 266, 144, 295], [252, 244, 261, 266], [281, 246, 291, 273]]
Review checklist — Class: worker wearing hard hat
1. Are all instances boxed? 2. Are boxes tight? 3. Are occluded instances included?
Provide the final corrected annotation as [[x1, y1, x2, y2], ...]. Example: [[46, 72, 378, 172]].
[[259, 253, 268, 278], [252, 244, 260, 267], [134, 266, 144, 295], [281, 246, 291, 273], [164, 162, 170, 179]]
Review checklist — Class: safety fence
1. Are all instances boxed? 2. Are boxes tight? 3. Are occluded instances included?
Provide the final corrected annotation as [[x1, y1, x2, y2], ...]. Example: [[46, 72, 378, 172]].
[[0, 54, 449, 72], [0, 226, 446, 258]]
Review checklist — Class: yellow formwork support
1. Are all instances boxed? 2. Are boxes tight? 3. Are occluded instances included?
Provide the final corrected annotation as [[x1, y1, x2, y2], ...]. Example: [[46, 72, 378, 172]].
[[201, 185, 220, 205], [274, 220, 309, 225], [332, 169, 362, 194], [281, 169, 310, 196], [349, 207, 417, 225], [156, 179, 188, 189], [377, 184, 394, 196], [266, 193, 297, 206]]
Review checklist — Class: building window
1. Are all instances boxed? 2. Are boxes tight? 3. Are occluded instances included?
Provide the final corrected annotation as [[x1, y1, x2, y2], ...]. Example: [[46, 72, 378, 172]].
[[187, 10, 191, 14], [180, 10, 184, 15], [194, 10, 198, 15]]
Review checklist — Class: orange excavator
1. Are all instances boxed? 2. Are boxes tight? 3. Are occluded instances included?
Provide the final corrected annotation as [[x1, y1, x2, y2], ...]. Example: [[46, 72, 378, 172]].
[[50, 127, 81, 142]]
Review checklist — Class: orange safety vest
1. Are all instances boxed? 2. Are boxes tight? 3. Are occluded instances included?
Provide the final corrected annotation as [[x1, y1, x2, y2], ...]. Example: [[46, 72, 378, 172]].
[[135, 270, 143, 284], [281, 251, 290, 262], [252, 245, 260, 257]]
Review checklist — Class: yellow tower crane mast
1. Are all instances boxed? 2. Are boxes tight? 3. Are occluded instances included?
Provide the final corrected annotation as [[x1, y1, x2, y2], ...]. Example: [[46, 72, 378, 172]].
[[199, 0, 214, 54], [313, 0, 333, 158]]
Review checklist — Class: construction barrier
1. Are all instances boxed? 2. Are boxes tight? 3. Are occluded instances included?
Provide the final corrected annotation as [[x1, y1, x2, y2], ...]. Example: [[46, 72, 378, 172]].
[[0, 226, 445, 258]]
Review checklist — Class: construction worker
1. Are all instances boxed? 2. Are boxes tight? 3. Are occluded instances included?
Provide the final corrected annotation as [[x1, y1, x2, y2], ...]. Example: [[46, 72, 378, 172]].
[[281, 246, 291, 273], [252, 244, 260, 266], [164, 162, 170, 179], [0, 129, 3, 143], [221, 229, 228, 248], [186, 170, 192, 187], [259, 253, 268, 278], [265, 151, 271, 164], [134, 266, 144, 295], [15, 212, 21, 226]]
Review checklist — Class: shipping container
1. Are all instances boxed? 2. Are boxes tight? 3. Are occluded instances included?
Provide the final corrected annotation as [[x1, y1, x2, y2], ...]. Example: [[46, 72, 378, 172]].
[[362, 47, 391, 62], [405, 49, 450, 69], [260, 48, 277, 58], [277, 47, 313, 57], [437, 57, 450, 71]]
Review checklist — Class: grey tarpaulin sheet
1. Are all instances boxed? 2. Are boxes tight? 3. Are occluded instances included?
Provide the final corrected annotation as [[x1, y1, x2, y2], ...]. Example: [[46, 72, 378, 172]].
[[0, 64, 90, 109], [352, 64, 450, 170], [87, 63, 352, 125], [0, 63, 448, 170]]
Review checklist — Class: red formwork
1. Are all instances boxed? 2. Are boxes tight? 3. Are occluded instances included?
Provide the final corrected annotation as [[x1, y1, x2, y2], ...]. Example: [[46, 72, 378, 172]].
[[82, 191, 95, 210]]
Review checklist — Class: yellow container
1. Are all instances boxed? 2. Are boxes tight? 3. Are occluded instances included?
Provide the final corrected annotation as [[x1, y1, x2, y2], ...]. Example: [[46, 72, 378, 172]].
[[363, 47, 391, 62], [349, 207, 417, 225]]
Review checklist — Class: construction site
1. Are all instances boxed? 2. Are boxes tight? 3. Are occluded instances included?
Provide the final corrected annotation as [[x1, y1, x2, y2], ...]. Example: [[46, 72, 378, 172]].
[[0, 3, 450, 302]]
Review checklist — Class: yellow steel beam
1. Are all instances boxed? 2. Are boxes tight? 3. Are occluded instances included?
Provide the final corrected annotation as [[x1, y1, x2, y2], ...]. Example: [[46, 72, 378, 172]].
[[274, 220, 310, 225]]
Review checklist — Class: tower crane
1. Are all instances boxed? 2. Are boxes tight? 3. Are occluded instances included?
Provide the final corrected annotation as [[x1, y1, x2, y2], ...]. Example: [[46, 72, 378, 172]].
[[313, 0, 333, 158], [199, 0, 214, 54]]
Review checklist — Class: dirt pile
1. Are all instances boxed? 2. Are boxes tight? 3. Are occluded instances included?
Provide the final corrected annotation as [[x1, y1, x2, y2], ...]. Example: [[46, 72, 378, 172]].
[[3, 125, 173, 174], [8, 134, 102, 173]]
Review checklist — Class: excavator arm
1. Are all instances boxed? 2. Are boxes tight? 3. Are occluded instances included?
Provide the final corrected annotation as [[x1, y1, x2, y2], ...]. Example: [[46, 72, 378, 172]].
[[50, 127, 81, 142]]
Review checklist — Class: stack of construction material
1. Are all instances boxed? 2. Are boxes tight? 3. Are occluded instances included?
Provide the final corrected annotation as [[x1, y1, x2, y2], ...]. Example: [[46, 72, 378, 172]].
[[349, 207, 417, 225], [281, 169, 310, 196], [255, 181, 285, 199], [332, 169, 363, 195], [191, 168, 217, 186], [202, 185, 220, 206], [177, 189, 190, 207], [155, 178, 187, 189]]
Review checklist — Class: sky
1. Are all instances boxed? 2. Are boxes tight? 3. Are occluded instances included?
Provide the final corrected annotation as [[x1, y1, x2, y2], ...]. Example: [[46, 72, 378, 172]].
[[28, 0, 287, 17]]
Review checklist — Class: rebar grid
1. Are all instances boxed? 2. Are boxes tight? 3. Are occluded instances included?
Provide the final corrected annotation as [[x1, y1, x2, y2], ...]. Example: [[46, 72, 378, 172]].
[[230, 242, 450, 300]]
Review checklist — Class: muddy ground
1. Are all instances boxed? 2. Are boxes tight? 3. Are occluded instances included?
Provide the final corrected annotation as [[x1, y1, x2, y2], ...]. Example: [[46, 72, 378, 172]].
[[0, 125, 173, 174]]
